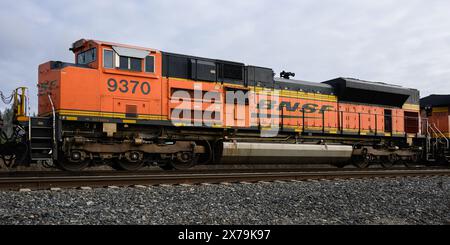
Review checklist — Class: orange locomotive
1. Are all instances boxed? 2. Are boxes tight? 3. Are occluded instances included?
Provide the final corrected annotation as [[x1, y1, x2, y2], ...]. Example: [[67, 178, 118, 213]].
[[1, 39, 448, 171]]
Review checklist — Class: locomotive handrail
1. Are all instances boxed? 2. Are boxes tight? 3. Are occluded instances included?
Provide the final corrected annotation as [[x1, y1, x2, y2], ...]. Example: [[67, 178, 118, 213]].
[[428, 122, 437, 137], [432, 123, 449, 148], [48, 94, 57, 160], [425, 120, 434, 160], [427, 124, 439, 160]]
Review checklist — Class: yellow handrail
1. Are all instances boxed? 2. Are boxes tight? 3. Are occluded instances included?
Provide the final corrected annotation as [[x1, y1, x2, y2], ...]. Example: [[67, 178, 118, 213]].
[[13, 87, 28, 122]]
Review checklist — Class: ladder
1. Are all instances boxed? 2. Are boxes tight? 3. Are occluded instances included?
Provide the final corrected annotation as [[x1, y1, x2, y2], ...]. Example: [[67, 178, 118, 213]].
[[26, 93, 57, 165], [29, 117, 53, 163]]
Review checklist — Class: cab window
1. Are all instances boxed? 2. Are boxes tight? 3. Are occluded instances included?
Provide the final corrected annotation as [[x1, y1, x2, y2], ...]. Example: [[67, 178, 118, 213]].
[[77, 48, 97, 65], [145, 56, 155, 73], [119, 56, 142, 72], [103, 49, 114, 68]]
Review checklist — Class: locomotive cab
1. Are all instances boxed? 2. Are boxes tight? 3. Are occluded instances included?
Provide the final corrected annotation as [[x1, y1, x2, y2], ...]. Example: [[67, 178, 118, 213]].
[[38, 39, 163, 121]]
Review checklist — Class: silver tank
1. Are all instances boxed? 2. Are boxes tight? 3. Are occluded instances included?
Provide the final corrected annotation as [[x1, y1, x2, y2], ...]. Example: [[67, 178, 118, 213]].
[[218, 142, 353, 164]]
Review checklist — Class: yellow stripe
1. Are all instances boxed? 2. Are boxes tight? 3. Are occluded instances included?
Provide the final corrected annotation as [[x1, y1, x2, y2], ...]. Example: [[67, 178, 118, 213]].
[[17, 116, 29, 122], [122, 119, 136, 124], [58, 110, 167, 120], [254, 91, 337, 102], [66, 116, 78, 121], [431, 132, 450, 138], [174, 123, 187, 126], [402, 103, 420, 111], [223, 83, 246, 89], [432, 107, 448, 113]]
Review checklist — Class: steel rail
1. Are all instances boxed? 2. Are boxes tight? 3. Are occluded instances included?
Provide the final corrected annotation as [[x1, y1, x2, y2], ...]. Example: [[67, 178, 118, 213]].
[[1, 165, 448, 178], [0, 168, 449, 190]]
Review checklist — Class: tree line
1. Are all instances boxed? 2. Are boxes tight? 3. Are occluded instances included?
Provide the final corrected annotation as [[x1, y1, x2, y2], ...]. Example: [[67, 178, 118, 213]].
[[0, 107, 14, 143]]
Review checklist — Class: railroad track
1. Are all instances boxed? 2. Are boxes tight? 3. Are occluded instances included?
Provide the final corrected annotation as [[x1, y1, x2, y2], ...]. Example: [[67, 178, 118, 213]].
[[0, 168, 449, 191]]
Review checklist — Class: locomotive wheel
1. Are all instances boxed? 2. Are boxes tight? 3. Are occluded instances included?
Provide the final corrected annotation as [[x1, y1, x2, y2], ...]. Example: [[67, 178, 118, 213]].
[[354, 148, 370, 168], [112, 151, 145, 171], [169, 161, 196, 170], [404, 153, 420, 168], [168, 152, 198, 170], [112, 159, 144, 171], [56, 150, 89, 171], [381, 154, 397, 168]]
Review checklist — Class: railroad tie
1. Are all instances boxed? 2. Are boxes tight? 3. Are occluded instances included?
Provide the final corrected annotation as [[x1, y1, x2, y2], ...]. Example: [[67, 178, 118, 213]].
[[133, 185, 147, 189], [258, 181, 271, 184], [239, 181, 252, 185]]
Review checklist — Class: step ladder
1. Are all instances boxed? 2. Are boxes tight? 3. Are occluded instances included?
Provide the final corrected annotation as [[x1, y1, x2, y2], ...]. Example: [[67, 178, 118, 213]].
[[424, 120, 450, 162], [29, 117, 53, 163]]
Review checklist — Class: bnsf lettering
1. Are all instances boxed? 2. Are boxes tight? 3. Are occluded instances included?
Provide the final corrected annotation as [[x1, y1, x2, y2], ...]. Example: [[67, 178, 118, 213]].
[[302, 103, 318, 113], [261, 100, 334, 113], [107, 78, 150, 95]]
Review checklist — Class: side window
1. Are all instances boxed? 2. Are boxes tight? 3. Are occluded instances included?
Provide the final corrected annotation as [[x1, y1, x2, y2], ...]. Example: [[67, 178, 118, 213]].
[[145, 56, 155, 73], [77, 48, 97, 65], [119, 56, 129, 70], [103, 49, 114, 68], [130, 58, 142, 72], [119, 56, 142, 71]]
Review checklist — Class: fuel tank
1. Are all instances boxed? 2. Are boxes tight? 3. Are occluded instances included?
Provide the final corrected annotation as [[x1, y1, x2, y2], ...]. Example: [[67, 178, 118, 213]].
[[217, 142, 353, 164]]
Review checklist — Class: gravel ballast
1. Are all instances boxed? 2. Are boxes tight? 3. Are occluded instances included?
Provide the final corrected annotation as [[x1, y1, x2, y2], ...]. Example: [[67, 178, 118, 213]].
[[0, 176, 449, 225]]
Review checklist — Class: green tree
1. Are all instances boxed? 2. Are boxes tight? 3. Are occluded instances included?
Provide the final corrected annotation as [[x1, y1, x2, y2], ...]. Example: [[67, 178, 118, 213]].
[[1, 107, 14, 140]]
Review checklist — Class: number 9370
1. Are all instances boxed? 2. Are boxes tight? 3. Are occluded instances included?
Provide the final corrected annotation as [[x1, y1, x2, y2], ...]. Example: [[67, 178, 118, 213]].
[[107, 78, 151, 95]]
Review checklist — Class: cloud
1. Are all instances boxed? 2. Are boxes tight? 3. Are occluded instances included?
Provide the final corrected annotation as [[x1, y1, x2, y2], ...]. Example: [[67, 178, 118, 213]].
[[1, 0, 450, 112]]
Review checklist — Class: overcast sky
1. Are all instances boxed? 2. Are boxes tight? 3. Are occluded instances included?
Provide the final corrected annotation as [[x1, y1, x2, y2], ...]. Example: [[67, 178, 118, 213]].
[[1, 0, 450, 113]]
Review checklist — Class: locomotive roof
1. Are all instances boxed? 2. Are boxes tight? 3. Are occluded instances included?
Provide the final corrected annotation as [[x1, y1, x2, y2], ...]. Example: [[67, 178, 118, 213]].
[[420, 94, 450, 108], [323, 77, 416, 107], [81, 39, 245, 65], [91, 39, 158, 52], [324, 77, 415, 94], [274, 77, 334, 94]]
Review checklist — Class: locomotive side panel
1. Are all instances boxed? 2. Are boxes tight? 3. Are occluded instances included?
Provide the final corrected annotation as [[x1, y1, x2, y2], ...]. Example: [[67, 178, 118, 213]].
[[98, 44, 164, 122], [59, 66, 101, 116], [38, 62, 61, 116], [430, 106, 449, 135]]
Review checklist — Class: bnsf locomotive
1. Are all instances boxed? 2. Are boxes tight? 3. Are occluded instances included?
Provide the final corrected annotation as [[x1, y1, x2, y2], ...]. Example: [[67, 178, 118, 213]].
[[0, 39, 449, 171]]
